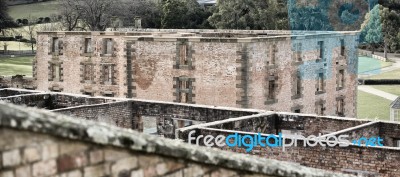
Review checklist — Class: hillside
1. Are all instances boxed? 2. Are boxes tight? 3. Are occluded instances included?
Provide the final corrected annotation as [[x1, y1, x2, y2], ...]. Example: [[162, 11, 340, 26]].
[[8, 0, 60, 20]]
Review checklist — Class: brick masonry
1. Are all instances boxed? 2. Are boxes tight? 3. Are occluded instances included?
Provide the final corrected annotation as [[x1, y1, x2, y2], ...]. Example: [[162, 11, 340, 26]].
[[0, 102, 350, 177], [34, 30, 359, 118]]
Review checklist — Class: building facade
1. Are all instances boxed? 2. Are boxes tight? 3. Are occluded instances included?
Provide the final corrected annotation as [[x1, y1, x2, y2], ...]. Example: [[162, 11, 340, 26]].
[[34, 30, 359, 117]]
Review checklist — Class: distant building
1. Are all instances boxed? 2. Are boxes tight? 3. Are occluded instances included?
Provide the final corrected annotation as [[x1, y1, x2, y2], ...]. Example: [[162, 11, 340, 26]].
[[33, 29, 359, 117], [391, 97, 400, 121]]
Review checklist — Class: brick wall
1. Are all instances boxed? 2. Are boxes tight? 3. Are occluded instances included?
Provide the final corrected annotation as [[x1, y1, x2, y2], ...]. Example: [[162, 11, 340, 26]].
[[54, 101, 134, 129], [191, 128, 397, 177], [35, 30, 359, 118], [0, 76, 34, 89], [0, 102, 349, 177], [0, 128, 281, 177]]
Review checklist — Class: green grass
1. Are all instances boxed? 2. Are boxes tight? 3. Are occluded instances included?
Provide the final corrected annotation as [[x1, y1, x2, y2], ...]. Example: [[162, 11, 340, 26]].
[[0, 56, 33, 76], [0, 41, 35, 51], [358, 56, 393, 74], [370, 85, 400, 96], [8, 0, 61, 20], [357, 90, 392, 120], [367, 69, 400, 80]]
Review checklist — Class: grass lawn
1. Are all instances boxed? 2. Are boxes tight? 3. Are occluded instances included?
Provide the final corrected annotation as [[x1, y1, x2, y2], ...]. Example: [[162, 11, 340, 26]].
[[367, 69, 400, 79], [9, 0, 61, 20], [371, 85, 400, 96], [0, 56, 33, 76], [357, 90, 392, 120], [358, 56, 393, 74], [0, 41, 35, 51]]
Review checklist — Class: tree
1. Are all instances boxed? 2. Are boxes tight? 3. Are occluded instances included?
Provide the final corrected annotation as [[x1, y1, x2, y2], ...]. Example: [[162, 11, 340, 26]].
[[208, 0, 288, 30], [161, 0, 210, 29], [380, 7, 400, 57], [114, 0, 162, 28], [60, 0, 82, 31], [361, 5, 383, 54], [0, 0, 17, 33], [161, 0, 188, 29], [59, 0, 117, 31], [22, 16, 37, 53]]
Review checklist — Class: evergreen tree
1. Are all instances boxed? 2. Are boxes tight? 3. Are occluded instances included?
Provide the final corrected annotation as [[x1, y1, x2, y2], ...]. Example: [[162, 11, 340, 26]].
[[0, 0, 16, 33]]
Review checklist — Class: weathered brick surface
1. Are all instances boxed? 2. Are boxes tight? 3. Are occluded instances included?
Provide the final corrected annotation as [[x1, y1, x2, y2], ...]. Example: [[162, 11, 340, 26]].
[[0, 102, 349, 177], [34, 30, 358, 117]]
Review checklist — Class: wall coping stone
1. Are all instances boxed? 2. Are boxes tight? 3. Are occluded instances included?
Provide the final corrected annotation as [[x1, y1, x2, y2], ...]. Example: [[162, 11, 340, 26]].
[[0, 102, 354, 177]]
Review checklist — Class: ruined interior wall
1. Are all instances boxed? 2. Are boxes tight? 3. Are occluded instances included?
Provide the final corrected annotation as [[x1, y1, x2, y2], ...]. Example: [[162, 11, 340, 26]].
[[380, 122, 400, 147], [195, 129, 398, 177], [0, 128, 279, 177], [54, 101, 135, 129]]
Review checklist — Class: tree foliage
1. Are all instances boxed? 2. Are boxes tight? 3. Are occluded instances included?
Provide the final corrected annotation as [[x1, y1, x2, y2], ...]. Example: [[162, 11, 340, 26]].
[[0, 0, 17, 33], [59, 0, 118, 31], [161, 0, 211, 29], [208, 0, 288, 30], [116, 0, 162, 29]]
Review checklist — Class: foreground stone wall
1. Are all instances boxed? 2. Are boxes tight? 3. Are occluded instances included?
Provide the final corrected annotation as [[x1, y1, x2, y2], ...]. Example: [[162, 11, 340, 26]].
[[0, 102, 349, 177]]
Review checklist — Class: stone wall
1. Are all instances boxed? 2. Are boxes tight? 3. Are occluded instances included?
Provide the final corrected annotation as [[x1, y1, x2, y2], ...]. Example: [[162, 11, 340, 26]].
[[0, 89, 39, 97], [35, 30, 359, 117], [54, 101, 135, 129], [0, 76, 34, 89], [192, 128, 397, 177], [0, 102, 350, 177]]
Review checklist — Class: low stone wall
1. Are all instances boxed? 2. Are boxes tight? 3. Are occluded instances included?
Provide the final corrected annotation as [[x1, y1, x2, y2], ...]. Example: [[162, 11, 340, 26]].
[[0, 89, 39, 97], [0, 102, 350, 177], [0, 76, 34, 89], [53, 101, 135, 129], [192, 128, 398, 177], [372, 54, 387, 62]]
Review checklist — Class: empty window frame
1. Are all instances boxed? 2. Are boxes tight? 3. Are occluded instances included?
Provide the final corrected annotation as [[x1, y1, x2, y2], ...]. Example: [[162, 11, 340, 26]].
[[179, 44, 188, 65], [83, 64, 94, 82], [317, 72, 324, 92], [102, 65, 113, 84], [51, 64, 61, 81], [337, 98, 345, 116], [52, 37, 59, 53], [316, 102, 325, 115], [270, 44, 277, 65], [84, 38, 92, 53], [295, 73, 301, 96], [268, 80, 276, 100], [394, 139, 400, 147], [294, 42, 302, 62], [338, 69, 344, 88], [318, 41, 324, 59], [103, 38, 113, 55], [178, 79, 191, 103], [340, 39, 345, 56]]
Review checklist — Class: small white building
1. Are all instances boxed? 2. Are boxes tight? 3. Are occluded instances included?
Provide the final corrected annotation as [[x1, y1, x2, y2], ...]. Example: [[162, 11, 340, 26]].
[[390, 97, 400, 122]]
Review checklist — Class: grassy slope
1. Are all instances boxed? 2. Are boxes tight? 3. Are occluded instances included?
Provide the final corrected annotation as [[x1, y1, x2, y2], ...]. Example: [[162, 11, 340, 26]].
[[371, 85, 400, 96], [358, 56, 393, 74], [367, 69, 400, 80], [8, 0, 60, 20], [0, 56, 33, 76], [357, 90, 392, 121]]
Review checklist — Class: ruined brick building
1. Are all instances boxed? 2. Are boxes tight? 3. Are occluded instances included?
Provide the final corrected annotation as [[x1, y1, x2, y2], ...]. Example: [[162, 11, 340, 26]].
[[33, 29, 359, 117], [1, 88, 400, 177]]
